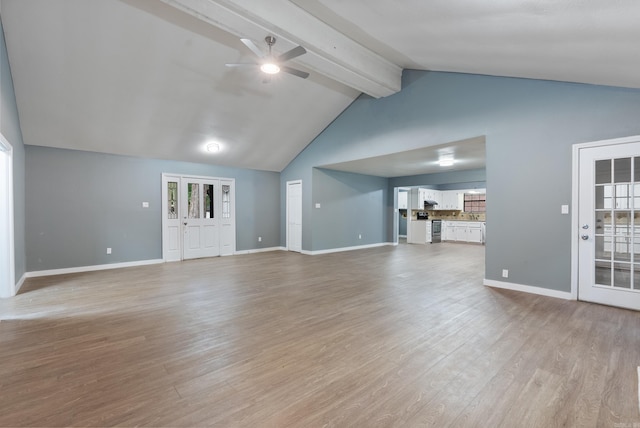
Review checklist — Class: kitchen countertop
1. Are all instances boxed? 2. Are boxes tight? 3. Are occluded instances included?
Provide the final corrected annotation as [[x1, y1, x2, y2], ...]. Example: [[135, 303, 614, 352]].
[[435, 219, 485, 222]]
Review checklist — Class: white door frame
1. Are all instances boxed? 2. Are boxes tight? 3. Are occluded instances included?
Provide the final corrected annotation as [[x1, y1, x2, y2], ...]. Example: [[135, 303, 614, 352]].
[[0, 133, 15, 298], [571, 134, 640, 302], [162, 173, 236, 261], [286, 180, 302, 252]]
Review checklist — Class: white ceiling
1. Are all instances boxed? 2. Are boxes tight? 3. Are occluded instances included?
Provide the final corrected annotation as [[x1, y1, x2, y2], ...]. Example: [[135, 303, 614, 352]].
[[3, 0, 640, 173], [320, 137, 485, 178]]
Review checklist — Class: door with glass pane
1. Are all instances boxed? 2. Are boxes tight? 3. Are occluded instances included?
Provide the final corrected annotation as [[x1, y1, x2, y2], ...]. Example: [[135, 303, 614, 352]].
[[182, 178, 220, 260], [162, 175, 182, 261], [219, 179, 235, 256], [578, 140, 640, 310], [162, 174, 235, 261]]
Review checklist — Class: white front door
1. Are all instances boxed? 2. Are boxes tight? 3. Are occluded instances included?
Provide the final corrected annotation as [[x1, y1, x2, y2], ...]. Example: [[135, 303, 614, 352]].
[[287, 180, 302, 252], [182, 178, 220, 260], [162, 174, 235, 261], [577, 137, 640, 310]]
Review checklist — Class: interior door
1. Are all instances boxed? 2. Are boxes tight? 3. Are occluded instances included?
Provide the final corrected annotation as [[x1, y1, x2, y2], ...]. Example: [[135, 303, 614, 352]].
[[182, 178, 220, 260], [578, 140, 640, 310], [287, 180, 302, 252]]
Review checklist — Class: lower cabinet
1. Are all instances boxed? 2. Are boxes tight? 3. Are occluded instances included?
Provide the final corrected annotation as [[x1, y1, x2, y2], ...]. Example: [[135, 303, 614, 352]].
[[443, 222, 456, 241], [408, 220, 427, 244], [443, 221, 484, 244]]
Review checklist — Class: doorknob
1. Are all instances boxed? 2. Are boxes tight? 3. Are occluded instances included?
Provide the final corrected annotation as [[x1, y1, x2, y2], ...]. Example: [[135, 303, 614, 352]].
[[581, 235, 589, 240], [582, 224, 589, 229]]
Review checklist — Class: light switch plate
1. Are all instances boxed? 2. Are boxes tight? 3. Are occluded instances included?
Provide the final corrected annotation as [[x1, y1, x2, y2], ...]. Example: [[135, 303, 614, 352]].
[[315, 203, 321, 209], [142, 201, 149, 208], [561, 204, 569, 214]]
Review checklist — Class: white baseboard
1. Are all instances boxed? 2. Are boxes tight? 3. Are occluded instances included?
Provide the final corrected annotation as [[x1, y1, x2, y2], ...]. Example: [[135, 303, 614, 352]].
[[26, 259, 165, 278], [14, 273, 26, 294], [484, 278, 574, 300], [301, 242, 395, 256], [235, 246, 286, 255]]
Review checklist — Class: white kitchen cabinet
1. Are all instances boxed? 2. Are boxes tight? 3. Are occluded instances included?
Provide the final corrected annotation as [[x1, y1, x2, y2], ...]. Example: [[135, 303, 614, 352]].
[[407, 220, 427, 244], [438, 191, 462, 210], [418, 188, 441, 208], [426, 221, 432, 243], [455, 222, 468, 241], [409, 188, 421, 210], [398, 191, 408, 209], [467, 223, 483, 243], [444, 222, 456, 240], [444, 221, 484, 244], [432, 190, 442, 206], [419, 188, 428, 208]]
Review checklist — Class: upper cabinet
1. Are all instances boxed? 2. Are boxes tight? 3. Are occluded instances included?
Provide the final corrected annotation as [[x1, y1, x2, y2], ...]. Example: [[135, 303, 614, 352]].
[[398, 191, 408, 209], [421, 188, 441, 206], [406, 187, 486, 211], [412, 188, 440, 209], [436, 190, 462, 210]]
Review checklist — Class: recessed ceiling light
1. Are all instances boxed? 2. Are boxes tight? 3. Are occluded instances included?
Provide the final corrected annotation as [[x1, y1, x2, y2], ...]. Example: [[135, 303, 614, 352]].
[[438, 158, 454, 167], [260, 62, 280, 74], [206, 142, 221, 153]]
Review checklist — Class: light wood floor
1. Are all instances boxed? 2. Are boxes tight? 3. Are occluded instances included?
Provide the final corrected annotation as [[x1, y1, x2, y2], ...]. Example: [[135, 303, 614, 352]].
[[1, 243, 639, 427]]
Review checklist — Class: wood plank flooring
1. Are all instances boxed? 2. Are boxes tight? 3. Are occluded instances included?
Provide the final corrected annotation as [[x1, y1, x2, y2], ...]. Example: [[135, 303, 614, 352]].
[[1, 243, 639, 427]]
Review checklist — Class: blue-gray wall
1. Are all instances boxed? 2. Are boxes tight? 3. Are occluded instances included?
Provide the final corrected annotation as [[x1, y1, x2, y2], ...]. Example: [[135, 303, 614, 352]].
[[312, 168, 388, 250], [0, 16, 26, 284], [281, 70, 640, 293], [25, 146, 280, 271]]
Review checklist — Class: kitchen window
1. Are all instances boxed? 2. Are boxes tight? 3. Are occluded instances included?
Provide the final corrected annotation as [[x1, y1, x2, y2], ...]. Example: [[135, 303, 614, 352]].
[[464, 193, 486, 213]]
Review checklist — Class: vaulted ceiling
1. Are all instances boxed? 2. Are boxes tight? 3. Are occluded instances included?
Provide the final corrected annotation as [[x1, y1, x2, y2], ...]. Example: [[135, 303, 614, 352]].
[[3, 0, 640, 172]]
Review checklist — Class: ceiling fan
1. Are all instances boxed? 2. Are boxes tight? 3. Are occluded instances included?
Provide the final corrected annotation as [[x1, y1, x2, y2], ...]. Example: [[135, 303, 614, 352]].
[[225, 36, 309, 80]]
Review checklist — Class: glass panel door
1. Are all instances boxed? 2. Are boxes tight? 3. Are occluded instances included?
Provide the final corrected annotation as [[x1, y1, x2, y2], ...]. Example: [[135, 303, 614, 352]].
[[593, 158, 635, 289], [578, 139, 640, 311]]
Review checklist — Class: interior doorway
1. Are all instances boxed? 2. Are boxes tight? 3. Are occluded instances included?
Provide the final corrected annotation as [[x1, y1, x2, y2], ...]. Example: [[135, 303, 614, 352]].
[[162, 174, 236, 261], [286, 180, 302, 252], [0, 133, 15, 298]]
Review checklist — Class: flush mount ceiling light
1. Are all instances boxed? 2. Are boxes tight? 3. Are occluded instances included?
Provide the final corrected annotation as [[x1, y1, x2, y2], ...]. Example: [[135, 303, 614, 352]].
[[206, 142, 221, 153], [438, 156, 455, 167]]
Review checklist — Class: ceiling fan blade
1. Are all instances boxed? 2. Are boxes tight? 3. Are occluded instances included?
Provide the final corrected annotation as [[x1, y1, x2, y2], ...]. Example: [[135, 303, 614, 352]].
[[240, 38, 265, 58], [277, 46, 306, 63], [281, 66, 309, 79], [225, 63, 258, 68]]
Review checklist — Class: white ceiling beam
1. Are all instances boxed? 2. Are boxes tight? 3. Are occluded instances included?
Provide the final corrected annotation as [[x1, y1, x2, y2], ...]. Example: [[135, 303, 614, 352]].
[[160, 0, 402, 98]]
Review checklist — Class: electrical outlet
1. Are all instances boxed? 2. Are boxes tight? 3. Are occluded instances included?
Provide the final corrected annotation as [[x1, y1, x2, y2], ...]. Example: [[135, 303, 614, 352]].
[[107, 247, 112, 255], [502, 269, 508, 278], [258, 236, 262, 242]]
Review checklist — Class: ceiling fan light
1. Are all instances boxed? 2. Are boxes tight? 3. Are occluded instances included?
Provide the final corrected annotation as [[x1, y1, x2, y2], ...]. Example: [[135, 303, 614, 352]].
[[206, 142, 221, 153], [260, 62, 280, 74]]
